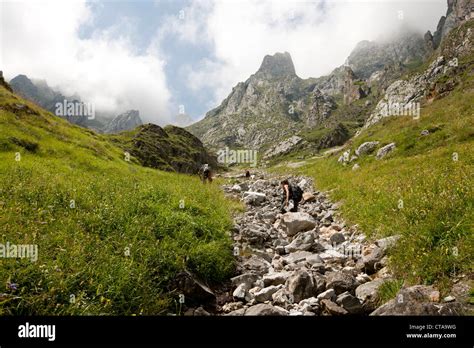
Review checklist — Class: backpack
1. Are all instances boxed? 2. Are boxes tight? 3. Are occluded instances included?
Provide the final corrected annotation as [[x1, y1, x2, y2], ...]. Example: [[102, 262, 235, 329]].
[[291, 184, 303, 202]]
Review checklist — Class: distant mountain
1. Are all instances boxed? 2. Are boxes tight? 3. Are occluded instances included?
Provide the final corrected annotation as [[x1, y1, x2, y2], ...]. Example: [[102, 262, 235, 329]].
[[9, 74, 107, 130], [186, 46, 391, 152], [169, 113, 194, 127], [187, 0, 473, 157], [10, 74, 63, 111], [187, 52, 338, 150], [103, 109, 143, 134], [346, 31, 432, 80]]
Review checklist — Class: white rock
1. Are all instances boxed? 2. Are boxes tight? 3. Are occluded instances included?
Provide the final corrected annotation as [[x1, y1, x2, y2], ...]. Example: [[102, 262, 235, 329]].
[[281, 212, 317, 236], [254, 285, 283, 302], [263, 271, 291, 286], [317, 289, 336, 301], [376, 143, 396, 160], [231, 184, 242, 193], [233, 284, 248, 300]]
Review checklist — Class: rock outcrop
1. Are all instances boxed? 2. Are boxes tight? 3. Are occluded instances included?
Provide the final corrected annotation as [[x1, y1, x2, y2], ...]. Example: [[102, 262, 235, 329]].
[[111, 123, 217, 174], [428, 0, 474, 49], [187, 52, 334, 150], [263, 136, 305, 160], [103, 109, 143, 133]]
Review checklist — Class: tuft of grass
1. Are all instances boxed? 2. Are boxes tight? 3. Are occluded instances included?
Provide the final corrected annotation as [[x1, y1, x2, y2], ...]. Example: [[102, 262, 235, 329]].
[[376, 279, 404, 306]]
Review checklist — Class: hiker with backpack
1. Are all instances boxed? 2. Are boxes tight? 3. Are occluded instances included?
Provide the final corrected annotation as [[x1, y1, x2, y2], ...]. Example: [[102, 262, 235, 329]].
[[280, 179, 303, 213], [199, 164, 212, 184]]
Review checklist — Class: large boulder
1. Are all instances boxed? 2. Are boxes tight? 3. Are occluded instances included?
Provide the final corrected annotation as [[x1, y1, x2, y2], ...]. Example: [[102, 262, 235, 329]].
[[371, 285, 443, 316], [231, 273, 259, 289], [376, 143, 396, 159], [232, 283, 249, 301], [281, 212, 317, 236], [355, 278, 387, 311], [329, 232, 345, 245], [254, 285, 283, 302], [284, 230, 316, 253], [302, 192, 316, 202], [325, 271, 357, 295], [355, 141, 379, 156], [320, 299, 349, 315], [272, 288, 293, 307], [241, 255, 271, 275], [243, 191, 266, 205], [244, 303, 288, 316], [317, 288, 336, 301], [338, 150, 351, 164], [286, 270, 317, 303], [263, 271, 291, 287], [282, 250, 314, 265], [356, 246, 385, 274], [231, 184, 242, 193], [336, 291, 364, 314], [240, 227, 269, 246], [173, 271, 216, 306]]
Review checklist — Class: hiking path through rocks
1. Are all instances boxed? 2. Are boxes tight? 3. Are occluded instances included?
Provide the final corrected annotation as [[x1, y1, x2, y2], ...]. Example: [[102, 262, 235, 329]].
[[179, 171, 469, 316], [212, 170, 398, 316]]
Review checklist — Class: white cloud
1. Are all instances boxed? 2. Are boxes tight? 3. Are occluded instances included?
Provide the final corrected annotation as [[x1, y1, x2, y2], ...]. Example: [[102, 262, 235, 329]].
[[165, 0, 446, 112], [0, 0, 172, 124], [0, 0, 447, 123]]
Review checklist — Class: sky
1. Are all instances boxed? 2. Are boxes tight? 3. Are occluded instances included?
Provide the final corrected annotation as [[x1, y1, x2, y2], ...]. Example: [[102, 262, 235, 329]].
[[0, 0, 447, 124]]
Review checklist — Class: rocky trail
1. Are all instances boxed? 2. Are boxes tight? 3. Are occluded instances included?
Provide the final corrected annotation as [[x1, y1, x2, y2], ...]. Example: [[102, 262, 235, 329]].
[[179, 171, 468, 316], [215, 171, 398, 316]]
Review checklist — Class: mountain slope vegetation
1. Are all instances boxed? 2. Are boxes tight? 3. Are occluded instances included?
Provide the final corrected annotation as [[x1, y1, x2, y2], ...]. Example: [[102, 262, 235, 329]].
[[0, 84, 236, 315]]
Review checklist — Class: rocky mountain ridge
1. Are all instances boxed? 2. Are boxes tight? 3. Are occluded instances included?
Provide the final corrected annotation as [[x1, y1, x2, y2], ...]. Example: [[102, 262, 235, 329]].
[[188, 0, 473, 158], [103, 109, 143, 134], [9, 74, 142, 133], [187, 32, 432, 153]]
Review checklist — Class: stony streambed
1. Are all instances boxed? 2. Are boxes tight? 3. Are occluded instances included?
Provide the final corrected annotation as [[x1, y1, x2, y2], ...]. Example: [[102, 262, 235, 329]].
[[214, 171, 399, 316], [180, 171, 466, 316]]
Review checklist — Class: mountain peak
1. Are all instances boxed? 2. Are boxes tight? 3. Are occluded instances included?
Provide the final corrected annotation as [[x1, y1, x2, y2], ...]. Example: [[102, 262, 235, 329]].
[[103, 109, 142, 134], [257, 51, 296, 78], [10, 74, 35, 89]]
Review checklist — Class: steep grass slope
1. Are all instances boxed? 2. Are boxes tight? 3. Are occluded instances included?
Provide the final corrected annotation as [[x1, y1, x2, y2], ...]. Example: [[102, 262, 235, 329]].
[[0, 85, 236, 315]]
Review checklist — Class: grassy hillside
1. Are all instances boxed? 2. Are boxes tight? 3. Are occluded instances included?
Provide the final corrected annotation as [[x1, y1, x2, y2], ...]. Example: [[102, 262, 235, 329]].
[[109, 124, 218, 174], [275, 45, 474, 294], [0, 85, 237, 315]]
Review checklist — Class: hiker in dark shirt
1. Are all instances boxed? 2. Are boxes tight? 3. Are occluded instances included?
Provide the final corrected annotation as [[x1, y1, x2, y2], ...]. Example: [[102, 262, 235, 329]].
[[280, 179, 303, 213], [199, 164, 212, 184]]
